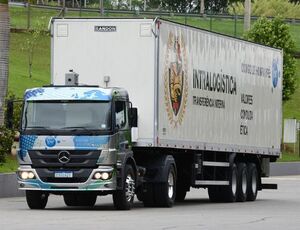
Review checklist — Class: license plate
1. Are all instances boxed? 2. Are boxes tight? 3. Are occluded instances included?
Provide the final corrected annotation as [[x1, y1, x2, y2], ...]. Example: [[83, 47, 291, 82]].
[[54, 171, 73, 178]]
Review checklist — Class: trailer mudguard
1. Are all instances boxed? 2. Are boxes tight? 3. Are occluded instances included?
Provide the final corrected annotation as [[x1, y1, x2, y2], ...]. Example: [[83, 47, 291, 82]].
[[143, 154, 177, 183]]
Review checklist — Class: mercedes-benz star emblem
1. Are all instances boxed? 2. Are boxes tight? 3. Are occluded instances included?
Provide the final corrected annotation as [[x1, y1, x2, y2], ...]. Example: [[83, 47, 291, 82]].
[[58, 151, 71, 164]]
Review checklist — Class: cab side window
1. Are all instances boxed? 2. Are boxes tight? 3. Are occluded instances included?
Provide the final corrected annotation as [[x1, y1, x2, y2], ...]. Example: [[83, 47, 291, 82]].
[[115, 101, 127, 129]]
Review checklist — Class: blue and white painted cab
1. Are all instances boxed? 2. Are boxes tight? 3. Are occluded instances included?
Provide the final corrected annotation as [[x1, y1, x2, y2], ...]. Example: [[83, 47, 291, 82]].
[[17, 86, 130, 191]]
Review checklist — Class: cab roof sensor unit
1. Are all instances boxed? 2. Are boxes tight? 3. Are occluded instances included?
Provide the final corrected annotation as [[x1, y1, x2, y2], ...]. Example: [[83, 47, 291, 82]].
[[65, 70, 79, 86]]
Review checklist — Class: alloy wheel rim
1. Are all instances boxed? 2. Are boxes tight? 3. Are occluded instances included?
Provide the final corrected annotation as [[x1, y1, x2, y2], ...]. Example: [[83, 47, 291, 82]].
[[168, 171, 174, 199], [125, 174, 135, 202], [252, 171, 257, 193], [231, 169, 237, 195], [242, 170, 247, 194]]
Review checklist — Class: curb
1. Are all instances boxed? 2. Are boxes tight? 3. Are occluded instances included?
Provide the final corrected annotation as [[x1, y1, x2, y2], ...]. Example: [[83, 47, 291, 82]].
[[0, 173, 24, 198], [270, 162, 300, 176]]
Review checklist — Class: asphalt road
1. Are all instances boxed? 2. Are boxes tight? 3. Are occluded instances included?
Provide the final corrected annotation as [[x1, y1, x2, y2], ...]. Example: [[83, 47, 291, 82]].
[[1, 176, 300, 230]]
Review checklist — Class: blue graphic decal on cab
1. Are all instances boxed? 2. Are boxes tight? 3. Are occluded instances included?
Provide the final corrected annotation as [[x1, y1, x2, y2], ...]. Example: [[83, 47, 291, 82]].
[[45, 136, 57, 148], [24, 88, 45, 100], [72, 90, 110, 100], [73, 136, 109, 149], [19, 135, 38, 160]]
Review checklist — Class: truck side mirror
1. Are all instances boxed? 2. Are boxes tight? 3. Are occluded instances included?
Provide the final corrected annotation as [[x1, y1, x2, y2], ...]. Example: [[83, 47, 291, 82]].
[[5, 100, 14, 130], [129, 107, 138, 128]]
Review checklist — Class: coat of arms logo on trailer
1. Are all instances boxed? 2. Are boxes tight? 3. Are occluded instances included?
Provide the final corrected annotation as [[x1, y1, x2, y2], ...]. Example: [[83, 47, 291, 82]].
[[164, 31, 188, 128]]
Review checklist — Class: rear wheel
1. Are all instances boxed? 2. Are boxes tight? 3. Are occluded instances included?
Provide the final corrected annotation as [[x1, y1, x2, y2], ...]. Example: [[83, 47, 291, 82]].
[[246, 163, 258, 201], [142, 162, 177, 207], [236, 162, 247, 202], [26, 190, 48, 209], [222, 163, 238, 202], [153, 164, 176, 207], [113, 164, 135, 210]]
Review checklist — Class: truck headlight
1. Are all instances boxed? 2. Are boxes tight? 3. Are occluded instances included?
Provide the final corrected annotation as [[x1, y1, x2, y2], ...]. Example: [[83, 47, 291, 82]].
[[94, 172, 102, 180], [18, 170, 36, 180], [20, 171, 29, 180], [28, 172, 35, 179], [93, 172, 112, 180], [101, 172, 109, 180]]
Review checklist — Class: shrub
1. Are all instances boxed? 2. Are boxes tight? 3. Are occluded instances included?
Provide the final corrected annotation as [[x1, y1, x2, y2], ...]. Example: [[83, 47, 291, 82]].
[[6, 92, 22, 131], [244, 17, 297, 101], [0, 126, 15, 163], [0, 92, 21, 163]]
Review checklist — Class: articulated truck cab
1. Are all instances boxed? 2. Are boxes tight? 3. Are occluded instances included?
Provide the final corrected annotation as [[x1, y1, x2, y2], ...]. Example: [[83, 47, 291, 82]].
[[17, 85, 140, 210], [7, 18, 282, 210]]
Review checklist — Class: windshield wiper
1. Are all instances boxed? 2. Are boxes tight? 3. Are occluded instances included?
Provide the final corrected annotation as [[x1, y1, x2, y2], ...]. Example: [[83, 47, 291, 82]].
[[23, 126, 56, 134], [61, 126, 106, 134], [61, 126, 95, 131], [26, 126, 52, 129]]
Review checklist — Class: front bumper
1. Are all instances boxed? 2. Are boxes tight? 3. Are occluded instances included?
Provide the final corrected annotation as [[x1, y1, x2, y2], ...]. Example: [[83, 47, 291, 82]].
[[17, 166, 117, 192]]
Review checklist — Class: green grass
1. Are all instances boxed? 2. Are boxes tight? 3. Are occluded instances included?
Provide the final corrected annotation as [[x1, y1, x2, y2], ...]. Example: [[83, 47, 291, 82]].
[[283, 59, 300, 119], [9, 32, 50, 98], [278, 151, 300, 162], [0, 155, 19, 173]]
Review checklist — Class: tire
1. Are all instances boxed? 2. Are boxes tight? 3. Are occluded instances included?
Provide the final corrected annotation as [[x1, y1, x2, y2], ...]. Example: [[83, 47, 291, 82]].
[[63, 193, 97, 207], [246, 163, 258, 201], [113, 164, 136, 210], [153, 164, 176, 207], [175, 187, 187, 202], [236, 162, 247, 202], [223, 163, 238, 202], [26, 190, 48, 209]]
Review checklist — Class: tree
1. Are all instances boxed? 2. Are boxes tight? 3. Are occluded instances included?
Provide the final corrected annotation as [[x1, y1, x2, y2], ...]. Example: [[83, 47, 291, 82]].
[[22, 18, 45, 78], [204, 0, 228, 13], [162, 0, 193, 12], [244, 17, 297, 101], [200, 0, 205, 14], [0, 0, 10, 125], [244, 0, 251, 31]]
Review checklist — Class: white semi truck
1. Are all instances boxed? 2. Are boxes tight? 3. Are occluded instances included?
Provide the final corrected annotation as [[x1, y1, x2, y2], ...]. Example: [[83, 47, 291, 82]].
[[9, 18, 282, 210]]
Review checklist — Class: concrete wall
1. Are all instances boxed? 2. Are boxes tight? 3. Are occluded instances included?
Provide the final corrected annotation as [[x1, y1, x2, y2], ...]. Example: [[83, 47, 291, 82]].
[[270, 162, 300, 176], [0, 173, 24, 198]]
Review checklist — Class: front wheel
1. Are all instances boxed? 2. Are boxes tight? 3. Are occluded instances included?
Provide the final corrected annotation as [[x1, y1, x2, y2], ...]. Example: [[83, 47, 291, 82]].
[[236, 162, 247, 202], [26, 190, 48, 209], [113, 164, 136, 210], [223, 163, 238, 202]]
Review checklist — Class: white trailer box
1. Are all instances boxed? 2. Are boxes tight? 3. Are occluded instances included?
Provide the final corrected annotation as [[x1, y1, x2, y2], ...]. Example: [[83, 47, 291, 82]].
[[51, 18, 282, 156]]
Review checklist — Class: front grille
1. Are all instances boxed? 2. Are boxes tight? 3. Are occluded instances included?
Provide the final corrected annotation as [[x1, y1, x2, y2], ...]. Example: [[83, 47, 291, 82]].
[[36, 168, 93, 183], [28, 150, 101, 168]]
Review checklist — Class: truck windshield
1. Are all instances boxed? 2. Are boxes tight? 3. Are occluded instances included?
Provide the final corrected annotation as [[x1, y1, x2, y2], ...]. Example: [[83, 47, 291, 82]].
[[22, 101, 111, 131]]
